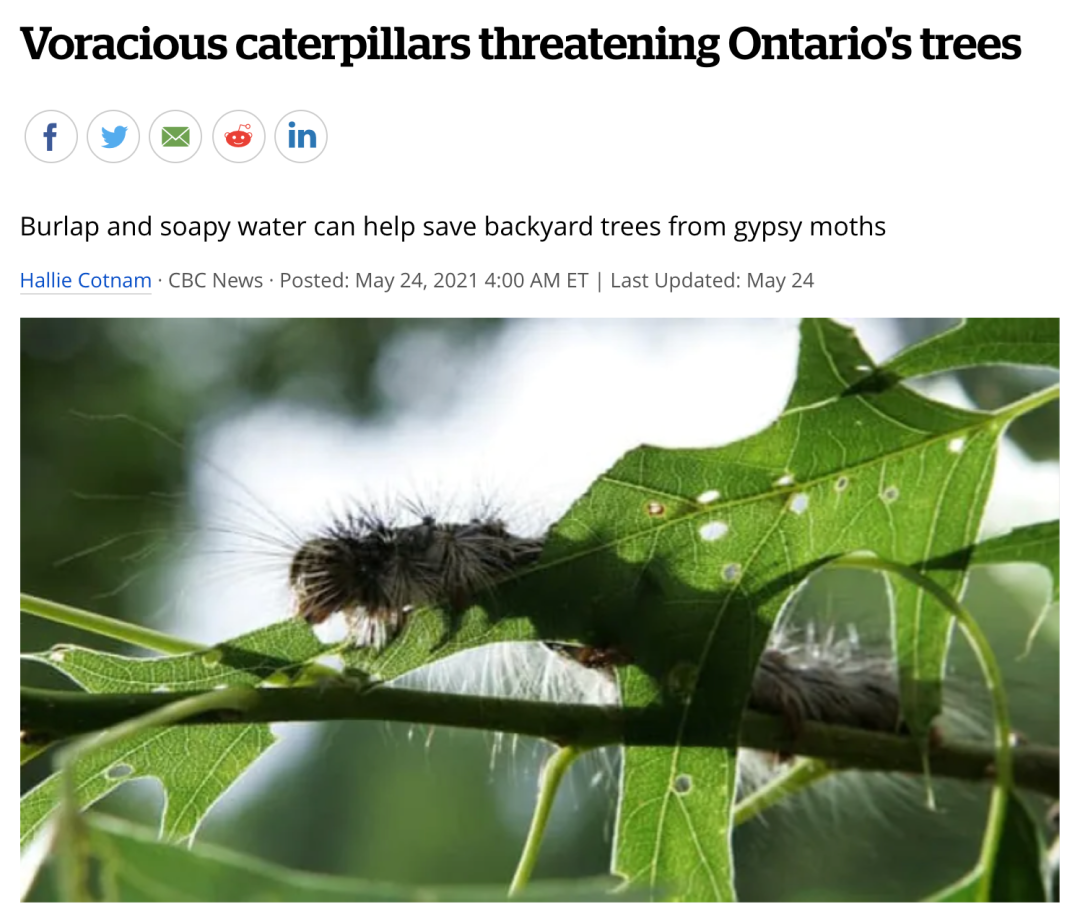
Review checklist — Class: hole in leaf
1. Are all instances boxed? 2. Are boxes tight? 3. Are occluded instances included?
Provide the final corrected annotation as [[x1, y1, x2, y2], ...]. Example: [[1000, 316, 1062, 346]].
[[666, 661, 699, 701], [201, 649, 223, 667], [151, 684, 172, 693], [881, 485, 900, 503], [774, 473, 795, 487], [673, 774, 693, 795], [697, 489, 721, 505], [48, 651, 65, 663], [106, 763, 133, 780], [788, 493, 810, 515], [722, 563, 742, 583], [698, 521, 729, 542], [948, 437, 966, 454], [645, 501, 666, 517]]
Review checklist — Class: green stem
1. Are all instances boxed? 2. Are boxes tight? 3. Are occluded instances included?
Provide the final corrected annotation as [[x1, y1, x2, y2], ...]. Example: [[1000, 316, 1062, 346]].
[[21, 593, 341, 685], [21, 741, 51, 766], [509, 745, 583, 897], [733, 758, 832, 827], [993, 383, 1059, 423], [833, 554, 1013, 901], [21, 593, 205, 656], [21, 685, 1058, 798], [53, 686, 257, 901]]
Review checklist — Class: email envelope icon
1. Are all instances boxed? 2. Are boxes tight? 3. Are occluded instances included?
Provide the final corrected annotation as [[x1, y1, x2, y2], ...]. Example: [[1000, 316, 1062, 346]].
[[161, 126, 190, 147]]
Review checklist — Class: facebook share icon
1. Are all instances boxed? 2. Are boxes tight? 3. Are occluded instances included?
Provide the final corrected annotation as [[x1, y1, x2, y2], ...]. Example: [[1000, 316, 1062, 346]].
[[25, 110, 77, 163]]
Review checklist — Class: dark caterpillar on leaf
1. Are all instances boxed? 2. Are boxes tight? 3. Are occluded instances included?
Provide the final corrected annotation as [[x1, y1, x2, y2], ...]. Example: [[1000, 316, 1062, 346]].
[[289, 508, 543, 649], [288, 509, 906, 735]]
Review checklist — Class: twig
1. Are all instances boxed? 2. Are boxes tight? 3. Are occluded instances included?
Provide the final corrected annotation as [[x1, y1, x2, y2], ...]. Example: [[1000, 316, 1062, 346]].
[[20, 685, 1058, 799]]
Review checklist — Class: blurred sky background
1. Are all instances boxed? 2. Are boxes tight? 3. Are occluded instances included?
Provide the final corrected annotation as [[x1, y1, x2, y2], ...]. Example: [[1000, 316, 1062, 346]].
[[21, 318, 1059, 900]]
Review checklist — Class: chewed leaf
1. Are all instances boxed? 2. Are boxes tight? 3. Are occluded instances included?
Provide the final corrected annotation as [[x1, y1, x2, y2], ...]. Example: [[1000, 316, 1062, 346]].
[[518, 319, 1006, 899], [21, 621, 327, 849], [970, 520, 1059, 602], [20, 723, 274, 848], [881, 317, 1059, 380]]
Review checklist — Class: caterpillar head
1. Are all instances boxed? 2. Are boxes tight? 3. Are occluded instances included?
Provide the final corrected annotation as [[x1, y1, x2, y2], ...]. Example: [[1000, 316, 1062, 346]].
[[287, 519, 439, 647], [288, 535, 355, 625]]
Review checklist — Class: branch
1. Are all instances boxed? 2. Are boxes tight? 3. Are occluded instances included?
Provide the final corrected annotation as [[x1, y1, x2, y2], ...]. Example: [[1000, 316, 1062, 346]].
[[21, 685, 1058, 799]]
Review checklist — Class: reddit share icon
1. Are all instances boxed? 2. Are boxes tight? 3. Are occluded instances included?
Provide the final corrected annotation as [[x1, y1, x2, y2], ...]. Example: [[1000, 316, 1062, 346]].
[[212, 110, 265, 163]]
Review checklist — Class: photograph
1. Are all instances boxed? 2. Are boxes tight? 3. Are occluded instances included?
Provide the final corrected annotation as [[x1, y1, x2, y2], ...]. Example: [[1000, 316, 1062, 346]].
[[21, 317, 1059, 901]]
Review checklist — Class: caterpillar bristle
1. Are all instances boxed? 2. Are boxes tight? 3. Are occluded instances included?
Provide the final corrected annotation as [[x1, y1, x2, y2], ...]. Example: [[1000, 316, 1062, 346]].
[[749, 627, 903, 734], [288, 509, 544, 648], [544, 625, 906, 737]]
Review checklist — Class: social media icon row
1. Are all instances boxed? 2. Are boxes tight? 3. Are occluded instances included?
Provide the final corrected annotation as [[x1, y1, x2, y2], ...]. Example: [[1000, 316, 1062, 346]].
[[25, 110, 327, 164]]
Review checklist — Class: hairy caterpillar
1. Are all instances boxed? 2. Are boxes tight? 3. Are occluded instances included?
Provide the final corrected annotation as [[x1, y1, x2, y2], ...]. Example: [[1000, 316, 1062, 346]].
[[289, 508, 545, 649], [288, 507, 909, 736]]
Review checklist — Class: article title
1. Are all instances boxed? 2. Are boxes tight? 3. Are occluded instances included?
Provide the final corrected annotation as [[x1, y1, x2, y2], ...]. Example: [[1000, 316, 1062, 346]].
[[21, 26, 1022, 67]]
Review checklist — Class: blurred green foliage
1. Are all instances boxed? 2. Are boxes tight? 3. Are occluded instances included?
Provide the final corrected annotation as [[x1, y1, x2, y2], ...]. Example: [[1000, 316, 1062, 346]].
[[21, 319, 1058, 901]]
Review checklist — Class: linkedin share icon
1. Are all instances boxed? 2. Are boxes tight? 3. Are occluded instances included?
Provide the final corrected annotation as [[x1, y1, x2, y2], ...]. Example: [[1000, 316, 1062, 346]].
[[275, 110, 327, 163], [25, 110, 77, 163]]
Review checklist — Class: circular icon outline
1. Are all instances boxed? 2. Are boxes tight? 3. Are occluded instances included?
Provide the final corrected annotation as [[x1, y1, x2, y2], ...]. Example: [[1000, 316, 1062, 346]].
[[86, 110, 140, 163], [150, 109, 202, 164], [25, 110, 78, 163], [212, 110, 265, 163], [274, 110, 328, 164]]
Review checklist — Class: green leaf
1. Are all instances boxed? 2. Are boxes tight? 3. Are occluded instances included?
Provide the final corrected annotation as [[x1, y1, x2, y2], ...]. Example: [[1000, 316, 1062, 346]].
[[881, 317, 1059, 380], [970, 520, 1060, 602], [546, 319, 1006, 899], [24, 619, 330, 694], [21, 722, 274, 848], [30, 815, 638, 902], [21, 621, 329, 849], [990, 793, 1051, 902], [338, 592, 539, 682], [929, 792, 1049, 902]]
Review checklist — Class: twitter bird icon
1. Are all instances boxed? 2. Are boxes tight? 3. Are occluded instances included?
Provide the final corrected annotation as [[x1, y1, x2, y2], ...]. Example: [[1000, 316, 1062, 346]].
[[89, 111, 139, 161], [101, 125, 128, 148]]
